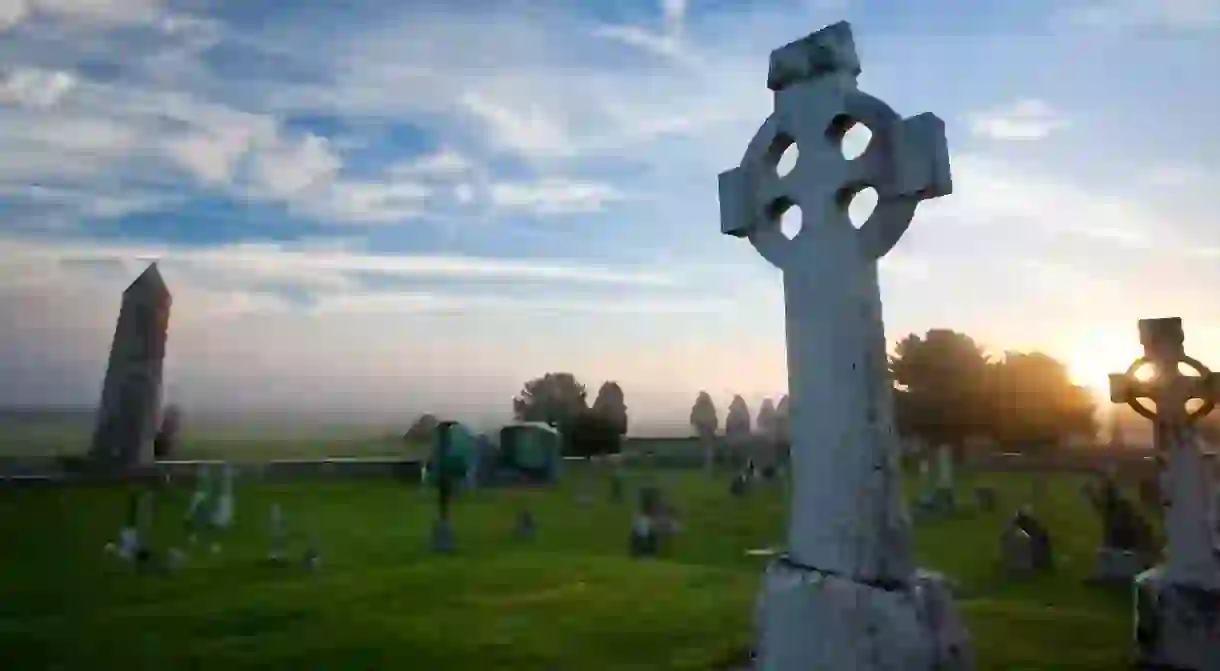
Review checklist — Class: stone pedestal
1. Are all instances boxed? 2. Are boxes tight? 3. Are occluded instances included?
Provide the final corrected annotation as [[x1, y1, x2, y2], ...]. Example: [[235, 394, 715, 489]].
[[1134, 567, 1220, 670], [1089, 547, 1147, 584], [753, 559, 971, 669]]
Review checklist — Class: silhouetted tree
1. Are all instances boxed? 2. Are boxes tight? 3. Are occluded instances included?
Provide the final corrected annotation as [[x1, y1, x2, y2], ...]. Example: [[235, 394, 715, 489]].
[[590, 381, 628, 437], [512, 372, 588, 432], [756, 398, 778, 438], [152, 404, 181, 460], [726, 395, 751, 437], [566, 410, 622, 459], [890, 329, 992, 461], [690, 391, 719, 473], [403, 413, 439, 444], [990, 351, 1097, 450]]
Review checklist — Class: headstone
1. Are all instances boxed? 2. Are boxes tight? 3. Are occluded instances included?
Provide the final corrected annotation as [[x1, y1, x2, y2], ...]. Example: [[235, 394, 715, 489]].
[[630, 485, 673, 557], [1139, 476, 1162, 510], [430, 422, 459, 554], [999, 524, 1035, 578], [730, 471, 750, 497], [1109, 318, 1220, 669], [303, 535, 322, 571], [184, 464, 213, 544], [514, 509, 536, 541], [609, 470, 624, 503], [1001, 508, 1053, 577], [267, 503, 287, 563], [88, 263, 171, 470], [719, 24, 969, 666], [1084, 472, 1156, 583], [974, 486, 997, 513]]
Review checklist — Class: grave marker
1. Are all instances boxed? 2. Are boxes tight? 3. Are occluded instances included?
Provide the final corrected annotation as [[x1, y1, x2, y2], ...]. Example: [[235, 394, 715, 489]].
[[717, 21, 970, 669], [89, 263, 171, 470], [1109, 317, 1220, 669]]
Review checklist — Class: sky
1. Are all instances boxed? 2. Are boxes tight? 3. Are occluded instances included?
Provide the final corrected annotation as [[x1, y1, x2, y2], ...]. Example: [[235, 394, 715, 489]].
[[1, 0, 1218, 434]]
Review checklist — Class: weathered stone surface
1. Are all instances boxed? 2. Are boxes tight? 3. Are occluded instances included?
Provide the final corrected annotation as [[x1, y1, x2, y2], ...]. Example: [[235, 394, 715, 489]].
[[718, 20, 969, 669], [89, 263, 171, 469]]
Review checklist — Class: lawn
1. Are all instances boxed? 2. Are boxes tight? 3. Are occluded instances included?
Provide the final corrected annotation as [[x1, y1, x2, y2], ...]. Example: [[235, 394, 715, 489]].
[[0, 467, 1136, 670]]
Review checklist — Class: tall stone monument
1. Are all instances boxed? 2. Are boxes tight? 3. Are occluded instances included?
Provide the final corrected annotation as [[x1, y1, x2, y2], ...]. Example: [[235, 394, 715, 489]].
[[718, 21, 971, 669], [1109, 318, 1220, 670], [89, 263, 172, 469]]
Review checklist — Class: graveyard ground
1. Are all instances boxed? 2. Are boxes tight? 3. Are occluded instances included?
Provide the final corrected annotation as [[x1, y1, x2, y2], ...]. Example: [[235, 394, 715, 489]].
[[0, 467, 1136, 670]]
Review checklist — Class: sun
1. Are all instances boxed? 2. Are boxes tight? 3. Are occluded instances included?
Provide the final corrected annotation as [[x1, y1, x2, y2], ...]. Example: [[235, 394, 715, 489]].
[[1064, 337, 1144, 396]]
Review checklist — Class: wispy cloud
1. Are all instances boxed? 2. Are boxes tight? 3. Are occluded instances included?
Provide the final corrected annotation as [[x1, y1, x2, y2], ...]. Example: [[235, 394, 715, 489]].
[[967, 99, 1069, 141], [1062, 0, 1220, 31]]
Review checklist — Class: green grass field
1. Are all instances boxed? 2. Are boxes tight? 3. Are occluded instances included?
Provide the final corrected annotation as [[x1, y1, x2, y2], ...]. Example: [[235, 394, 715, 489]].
[[0, 466, 1136, 670]]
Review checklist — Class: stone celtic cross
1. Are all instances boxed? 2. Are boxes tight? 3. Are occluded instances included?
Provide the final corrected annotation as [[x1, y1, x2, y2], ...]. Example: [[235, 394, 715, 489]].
[[1109, 317, 1220, 590], [719, 22, 970, 670], [719, 20, 949, 582]]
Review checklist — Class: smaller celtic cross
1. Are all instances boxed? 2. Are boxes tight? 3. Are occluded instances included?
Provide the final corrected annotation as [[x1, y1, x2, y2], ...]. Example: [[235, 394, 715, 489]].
[[1109, 317, 1220, 589]]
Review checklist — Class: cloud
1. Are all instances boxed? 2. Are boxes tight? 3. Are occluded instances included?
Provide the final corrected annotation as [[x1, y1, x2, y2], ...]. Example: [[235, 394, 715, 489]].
[[919, 154, 1158, 248], [0, 0, 165, 31], [967, 100, 1069, 141], [1144, 163, 1208, 187], [0, 66, 75, 107], [490, 179, 623, 215], [0, 235, 681, 305], [592, 0, 695, 65], [1062, 0, 1220, 30]]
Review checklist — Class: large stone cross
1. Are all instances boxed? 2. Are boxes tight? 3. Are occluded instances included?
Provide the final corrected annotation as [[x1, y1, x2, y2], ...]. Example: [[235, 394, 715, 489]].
[[718, 22, 972, 670], [1109, 317, 1220, 589], [718, 20, 950, 581]]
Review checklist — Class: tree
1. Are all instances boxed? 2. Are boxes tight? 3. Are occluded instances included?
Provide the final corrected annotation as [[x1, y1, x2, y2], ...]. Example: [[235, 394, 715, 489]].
[[775, 395, 790, 441], [889, 329, 992, 460], [690, 391, 719, 473], [989, 351, 1097, 450], [152, 404, 181, 460], [590, 381, 628, 437], [756, 398, 778, 438], [725, 395, 751, 437], [403, 413, 439, 444], [512, 373, 588, 431], [566, 410, 622, 459]]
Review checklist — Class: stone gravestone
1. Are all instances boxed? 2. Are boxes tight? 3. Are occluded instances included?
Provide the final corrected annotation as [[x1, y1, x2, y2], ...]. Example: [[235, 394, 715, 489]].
[[430, 427, 458, 554], [1084, 472, 1155, 584], [933, 444, 956, 513], [717, 21, 971, 669], [1109, 318, 1220, 670], [514, 508, 537, 541], [729, 470, 751, 498], [107, 489, 153, 565], [974, 486, 997, 513], [208, 463, 235, 554], [609, 469, 625, 503], [630, 485, 679, 557], [267, 503, 287, 563], [89, 263, 172, 470]]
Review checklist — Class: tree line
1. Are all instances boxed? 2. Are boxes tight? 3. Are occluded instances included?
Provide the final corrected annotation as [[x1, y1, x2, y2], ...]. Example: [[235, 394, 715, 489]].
[[402, 327, 1098, 461]]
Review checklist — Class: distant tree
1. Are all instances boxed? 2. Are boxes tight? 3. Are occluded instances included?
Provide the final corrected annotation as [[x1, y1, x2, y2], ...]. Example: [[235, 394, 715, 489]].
[[889, 329, 992, 461], [725, 395, 751, 438], [403, 413, 439, 444], [566, 410, 622, 459], [775, 394, 791, 465], [512, 372, 588, 432], [152, 404, 181, 460], [756, 398, 778, 438], [590, 381, 628, 437], [990, 351, 1097, 450], [690, 391, 719, 473]]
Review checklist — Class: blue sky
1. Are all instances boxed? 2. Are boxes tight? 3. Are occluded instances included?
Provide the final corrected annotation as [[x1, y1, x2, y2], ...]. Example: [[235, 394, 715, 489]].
[[1, 0, 1218, 433]]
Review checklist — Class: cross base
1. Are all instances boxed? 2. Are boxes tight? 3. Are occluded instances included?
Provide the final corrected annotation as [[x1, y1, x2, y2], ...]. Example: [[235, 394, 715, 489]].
[[1087, 547, 1151, 585], [1135, 567, 1220, 670], [750, 556, 973, 670]]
